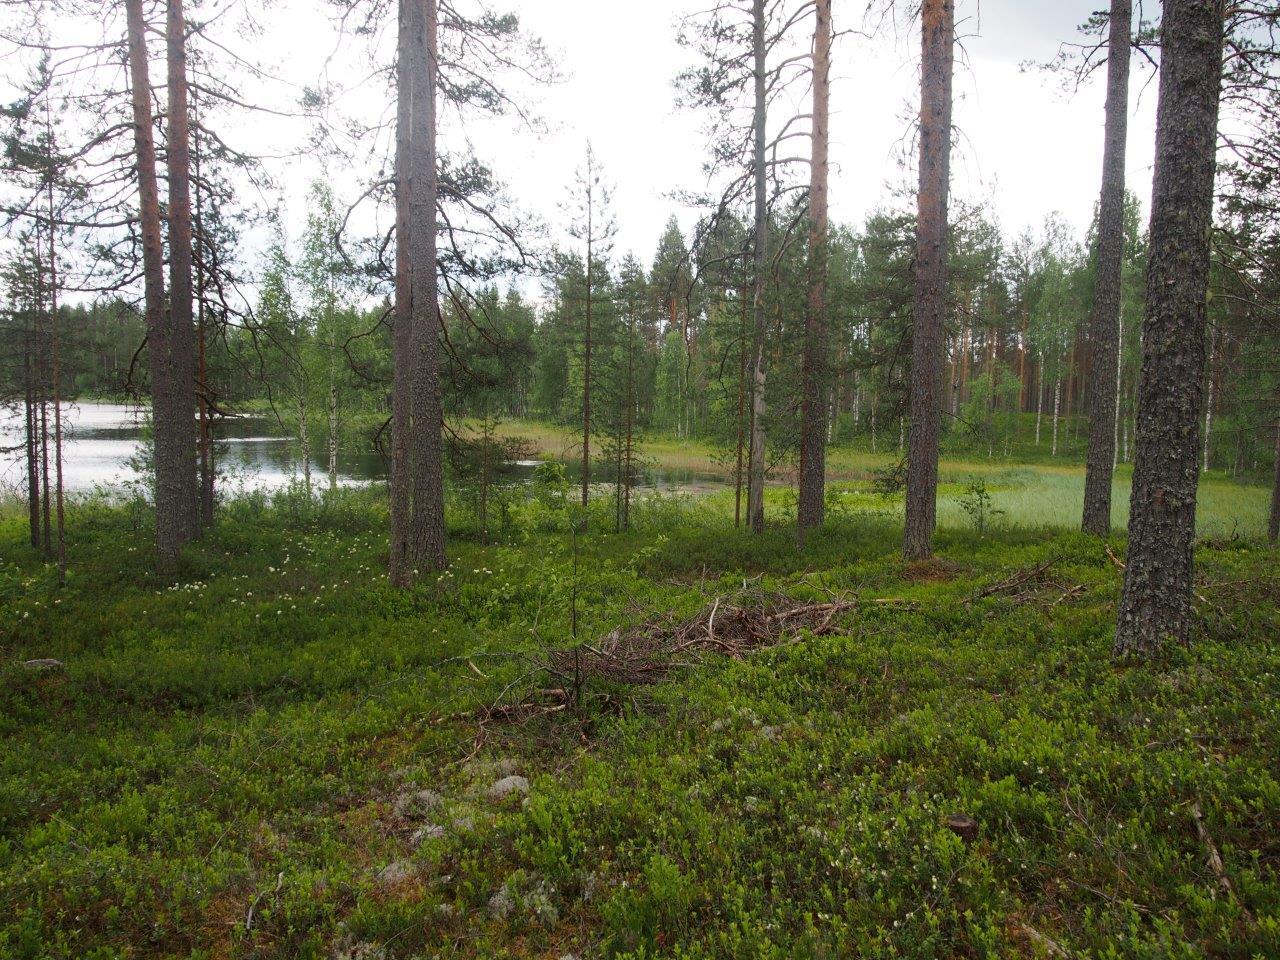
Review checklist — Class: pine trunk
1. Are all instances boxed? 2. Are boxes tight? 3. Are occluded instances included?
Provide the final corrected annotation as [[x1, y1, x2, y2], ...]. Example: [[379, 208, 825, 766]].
[[389, 0, 415, 586], [1081, 0, 1131, 534], [408, 0, 446, 570], [1115, 0, 1224, 656], [903, 0, 954, 561], [797, 0, 831, 535], [127, 0, 189, 567], [747, 0, 769, 534], [390, 0, 446, 583], [165, 0, 200, 541]]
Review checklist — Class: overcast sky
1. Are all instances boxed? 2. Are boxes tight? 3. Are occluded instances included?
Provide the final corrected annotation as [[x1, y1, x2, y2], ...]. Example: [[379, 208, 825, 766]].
[[413, 0, 1160, 263], [2, 0, 1161, 289]]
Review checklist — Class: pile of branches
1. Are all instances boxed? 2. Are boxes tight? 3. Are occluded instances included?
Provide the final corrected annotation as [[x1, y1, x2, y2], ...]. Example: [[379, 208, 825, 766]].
[[967, 558, 1082, 607], [547, 589, 860, 687]]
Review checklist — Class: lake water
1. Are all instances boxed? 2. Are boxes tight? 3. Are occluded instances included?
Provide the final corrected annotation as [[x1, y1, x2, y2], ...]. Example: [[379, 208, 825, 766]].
[[0, 402, 725, 498]]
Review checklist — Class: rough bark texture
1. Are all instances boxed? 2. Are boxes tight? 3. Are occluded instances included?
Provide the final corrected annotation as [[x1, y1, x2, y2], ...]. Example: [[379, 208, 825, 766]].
[[1114, 0, 1224, 657], [126, 0, 186, 567], [409, 0, 445, 572], [1081, 2, 1132, 535], [797, 0, 831, 535], [746, 0, 768, 534], [903, 0, 954, 561], [165, 0, 200, 543], [390, 0, 446, 587], [389, 0, 415, 586]]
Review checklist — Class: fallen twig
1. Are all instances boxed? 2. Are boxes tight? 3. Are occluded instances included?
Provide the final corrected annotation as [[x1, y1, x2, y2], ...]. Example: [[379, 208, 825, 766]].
[[1105, 544, 1126, 572], [1191, 801, 1257, 927], [969, 559, 1058, 604], [1016, 921, 1076, 959]]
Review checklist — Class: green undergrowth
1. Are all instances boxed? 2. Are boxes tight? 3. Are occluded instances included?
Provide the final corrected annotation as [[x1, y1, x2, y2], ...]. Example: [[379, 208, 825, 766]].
[[0, 489, 1277, 958]]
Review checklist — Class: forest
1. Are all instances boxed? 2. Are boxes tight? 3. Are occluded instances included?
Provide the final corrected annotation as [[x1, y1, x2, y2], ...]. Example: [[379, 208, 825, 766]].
[[2, 0, 1280, 957]]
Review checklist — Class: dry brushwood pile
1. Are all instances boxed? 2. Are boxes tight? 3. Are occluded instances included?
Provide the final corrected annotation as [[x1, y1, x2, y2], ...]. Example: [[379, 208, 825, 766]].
[[549, 590, 862, 687]]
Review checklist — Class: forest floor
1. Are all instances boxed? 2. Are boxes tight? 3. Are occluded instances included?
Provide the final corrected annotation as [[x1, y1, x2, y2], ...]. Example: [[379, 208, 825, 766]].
[[2, 486, 1278, 958]]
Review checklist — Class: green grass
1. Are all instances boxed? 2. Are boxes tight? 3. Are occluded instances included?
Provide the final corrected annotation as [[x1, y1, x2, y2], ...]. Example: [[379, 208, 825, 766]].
[[1, 485, 1278, 958], [494, 419, 1272, 538]]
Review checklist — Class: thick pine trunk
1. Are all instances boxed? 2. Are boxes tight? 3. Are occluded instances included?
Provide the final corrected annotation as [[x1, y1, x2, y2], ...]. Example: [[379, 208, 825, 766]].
[[408, 0, 446, 570], [1115, 0, 1224, 656], [391, 0, 446, 582], [746, 0, 769, 534], [797, 0, 831, 535], [1081, 0, 1131, 535], [165, 0, 200, 541], [389, 0, 416, 585], [903, 0, 954, 561], [127, 0, 187, 567]]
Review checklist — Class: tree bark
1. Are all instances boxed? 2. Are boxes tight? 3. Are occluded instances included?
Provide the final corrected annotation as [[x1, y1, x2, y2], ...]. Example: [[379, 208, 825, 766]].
[[1115, 0, 1224, 657], [409, 0, 446, 570], [1082, 0, 1131, 534], [389, 0, 416, 586], [390, 0, 446, 583], [165, 0, 200, 540], [903, 0, 954, 561], [747, 0, 769, 534], [127, 0, 188, 567], [797, 0, 831, 535]]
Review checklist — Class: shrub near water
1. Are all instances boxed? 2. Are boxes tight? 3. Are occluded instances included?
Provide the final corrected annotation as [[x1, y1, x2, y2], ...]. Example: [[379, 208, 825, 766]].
[[0, 489, 1277, 958]]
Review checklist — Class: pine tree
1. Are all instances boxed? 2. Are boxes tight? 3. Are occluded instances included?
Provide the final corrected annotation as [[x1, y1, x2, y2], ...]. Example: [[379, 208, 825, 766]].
[[1115, 0, 1226, 656], [903, 0, 955, 561]]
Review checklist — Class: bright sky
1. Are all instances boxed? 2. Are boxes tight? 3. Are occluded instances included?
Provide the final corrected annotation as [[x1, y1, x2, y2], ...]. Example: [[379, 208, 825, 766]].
[[424, 0, 1161, 262], [2, 0, 1161, 290]]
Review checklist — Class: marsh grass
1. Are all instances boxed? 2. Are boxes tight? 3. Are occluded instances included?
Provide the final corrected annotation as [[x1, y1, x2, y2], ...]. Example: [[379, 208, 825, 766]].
[[493, 419, 1272, 537]]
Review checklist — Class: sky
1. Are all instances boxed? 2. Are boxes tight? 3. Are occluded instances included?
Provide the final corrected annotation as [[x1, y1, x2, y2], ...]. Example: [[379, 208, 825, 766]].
[[423, 0, 1161, 263], [1, 0, 1162, 294]]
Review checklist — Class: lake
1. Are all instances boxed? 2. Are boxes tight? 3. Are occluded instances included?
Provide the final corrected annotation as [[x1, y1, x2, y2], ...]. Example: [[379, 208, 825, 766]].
[[0, 402, 726, 498]]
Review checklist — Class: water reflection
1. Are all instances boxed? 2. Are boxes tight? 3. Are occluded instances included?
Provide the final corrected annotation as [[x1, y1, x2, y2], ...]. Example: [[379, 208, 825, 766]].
[[0, 403, 726, 496]]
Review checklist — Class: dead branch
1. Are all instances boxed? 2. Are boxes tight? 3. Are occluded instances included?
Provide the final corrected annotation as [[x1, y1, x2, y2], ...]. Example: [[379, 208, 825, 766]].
[[1191, 801, 1257, 927]]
